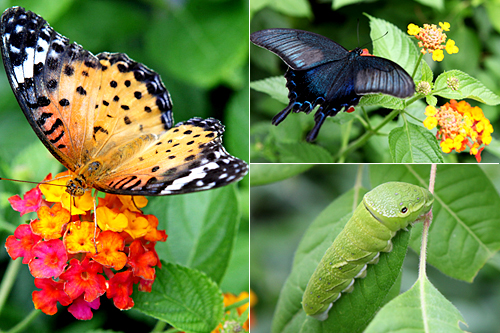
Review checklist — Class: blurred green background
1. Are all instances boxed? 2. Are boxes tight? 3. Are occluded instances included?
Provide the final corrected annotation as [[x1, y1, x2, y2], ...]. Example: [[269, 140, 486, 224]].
[[250, 164, 500, 333], [0, 0, 249, 331], [250, 0, 500, 163]]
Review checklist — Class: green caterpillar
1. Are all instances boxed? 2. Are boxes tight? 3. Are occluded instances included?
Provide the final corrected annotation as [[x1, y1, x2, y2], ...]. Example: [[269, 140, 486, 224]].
[[302, 182, 434, 321]]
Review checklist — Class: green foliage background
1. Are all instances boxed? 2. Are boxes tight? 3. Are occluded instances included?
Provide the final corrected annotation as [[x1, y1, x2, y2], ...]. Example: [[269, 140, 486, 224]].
[[250, 0, 500, 163], [0, 0, 249, 332], [250, 164, 500, 333]]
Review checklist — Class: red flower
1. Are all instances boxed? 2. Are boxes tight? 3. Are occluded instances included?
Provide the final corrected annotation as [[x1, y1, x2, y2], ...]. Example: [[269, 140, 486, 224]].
[[8, 187, 42, 216], [32, 278, 72, 315], [59, 257, 107, 302], [107, 270, 135, 310], [28, 239, 68, 278], [67, 295, 100, 320], [5, 224, 42, 264]]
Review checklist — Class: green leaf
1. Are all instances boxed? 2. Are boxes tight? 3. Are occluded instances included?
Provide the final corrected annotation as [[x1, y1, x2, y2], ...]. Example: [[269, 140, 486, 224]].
[[250, 164, 313, 186], [414, 0, 444, 10], [365, 14, 420, 78], [332, 0, 368, 10], [425, 94, 437, 106], [370, 165, 500, 282], [134, 262, 224, 333], [365, 275, 466, 333], [388, 122, 444, 163], [271, 188, 412, 333], [434, 70, 500, 105], [421, 59, 434, 82], [269, 0, 312, 18], [250, 76, 288, 104], [147, 186, 240, 284], [359, 94, 405, 110], [276, 142, 334, 163], [145, 0, 248, 88]]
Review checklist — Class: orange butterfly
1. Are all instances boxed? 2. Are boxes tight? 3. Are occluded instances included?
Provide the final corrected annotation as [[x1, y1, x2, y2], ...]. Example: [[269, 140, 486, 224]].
[[0, 7, 247, 197]]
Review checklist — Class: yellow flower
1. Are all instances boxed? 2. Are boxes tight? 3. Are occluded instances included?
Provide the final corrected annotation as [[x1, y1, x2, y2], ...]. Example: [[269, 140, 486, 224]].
[[445, 39, 459, 54], [407, 23, 421, 36], [440, 138, 453, 153], [425, 105, 437, 116], [432, 49, 444, 62], [423, 116, 438, 130], [439, 22, 450, 31]]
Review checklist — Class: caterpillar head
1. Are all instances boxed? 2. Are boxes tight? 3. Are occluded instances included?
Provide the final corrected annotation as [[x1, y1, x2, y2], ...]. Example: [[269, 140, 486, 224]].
[[364, 182, 434, 232]]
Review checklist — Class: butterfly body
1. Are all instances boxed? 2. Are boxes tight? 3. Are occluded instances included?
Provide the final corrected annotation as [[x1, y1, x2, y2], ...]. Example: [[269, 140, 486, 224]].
[[1, 7, 247, 196], [251, 29, 415, 141]]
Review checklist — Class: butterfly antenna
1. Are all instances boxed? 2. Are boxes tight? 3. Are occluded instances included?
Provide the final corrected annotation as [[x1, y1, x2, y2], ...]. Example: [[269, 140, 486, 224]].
[[0, 177, 67, 187]]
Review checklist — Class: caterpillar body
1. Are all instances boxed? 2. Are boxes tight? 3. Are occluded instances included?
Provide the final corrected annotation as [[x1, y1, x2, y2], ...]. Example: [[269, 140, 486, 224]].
[[302, 182, 434, 321]]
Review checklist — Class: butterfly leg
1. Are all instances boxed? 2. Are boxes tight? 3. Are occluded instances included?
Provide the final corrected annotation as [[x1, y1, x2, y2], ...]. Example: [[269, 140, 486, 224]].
[[272, 103, 294, 125], [306, 109, 328, 142]]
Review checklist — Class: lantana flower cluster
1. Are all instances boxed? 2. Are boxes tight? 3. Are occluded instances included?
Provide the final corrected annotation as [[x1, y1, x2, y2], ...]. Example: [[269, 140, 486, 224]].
[[211, 290, 255, 333], [5, 171, 167, 320], [423, 100, 493, 162], [407, 22, 459, 61]]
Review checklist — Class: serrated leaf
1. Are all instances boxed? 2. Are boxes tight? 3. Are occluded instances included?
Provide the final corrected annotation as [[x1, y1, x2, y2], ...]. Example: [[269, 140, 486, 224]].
[[250, 164, 313, 186], [147, 186, 240, 284], [434, 70, 500, 105], [134, 262, 224, 333], [365, 275, 465, 333], [277, 142, 334, 163], [425, 94, 437, 106], [370, 165, 500, 282], [271, 188, 412, 333], [365, 14, 420, 78], [388, 122, 444, 163], [421, 59, 434, 82], [250, 76, 288, 104], [359, 94, 405, 110]]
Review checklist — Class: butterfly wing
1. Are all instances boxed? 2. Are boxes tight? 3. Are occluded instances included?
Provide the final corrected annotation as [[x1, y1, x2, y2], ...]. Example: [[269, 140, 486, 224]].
[[354, 55, 415, 98], [94, 117, 248, 195], [250, 28, 349, 71]]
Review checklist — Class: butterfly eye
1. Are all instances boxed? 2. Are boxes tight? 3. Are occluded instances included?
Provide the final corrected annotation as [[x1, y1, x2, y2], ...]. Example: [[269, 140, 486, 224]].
[[401, 207, 408, 214]]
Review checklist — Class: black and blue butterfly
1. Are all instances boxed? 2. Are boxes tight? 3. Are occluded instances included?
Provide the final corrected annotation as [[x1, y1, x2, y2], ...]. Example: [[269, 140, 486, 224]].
[[250, 29, 415, 142]]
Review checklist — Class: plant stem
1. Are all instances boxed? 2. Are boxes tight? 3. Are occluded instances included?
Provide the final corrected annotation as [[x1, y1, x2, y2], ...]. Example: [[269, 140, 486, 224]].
[[418, 164, 437, 279], [334, 108, 400, 161], [5, 309, 40, 333], [0, 259, 21, 315]]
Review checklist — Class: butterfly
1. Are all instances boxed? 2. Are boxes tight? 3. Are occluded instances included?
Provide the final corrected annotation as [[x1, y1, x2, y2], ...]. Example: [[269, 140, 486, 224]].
[[0, 7, 247, 197], [250, 28, 415, 142]]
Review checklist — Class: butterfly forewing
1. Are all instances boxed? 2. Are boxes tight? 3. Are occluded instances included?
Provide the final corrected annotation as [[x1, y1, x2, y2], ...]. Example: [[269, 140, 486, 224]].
[[1, 7, 247, 195], [250, 29, 349, 71]]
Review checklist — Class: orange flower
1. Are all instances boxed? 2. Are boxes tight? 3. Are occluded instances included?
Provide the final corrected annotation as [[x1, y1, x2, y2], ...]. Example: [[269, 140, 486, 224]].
[[423, 100, 493, 162]]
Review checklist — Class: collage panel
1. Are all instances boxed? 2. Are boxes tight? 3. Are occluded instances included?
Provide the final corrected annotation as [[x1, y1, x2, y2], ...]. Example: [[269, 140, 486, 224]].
[[0, 1, 249, 332], [250, 1, 500, 163], [250, 164, 500, 333]]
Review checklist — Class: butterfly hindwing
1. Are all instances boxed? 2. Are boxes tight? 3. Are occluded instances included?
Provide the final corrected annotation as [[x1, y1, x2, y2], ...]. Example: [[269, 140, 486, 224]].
[[95, 117, 247, 195], [353, 55, 415, 98]]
